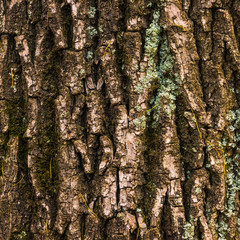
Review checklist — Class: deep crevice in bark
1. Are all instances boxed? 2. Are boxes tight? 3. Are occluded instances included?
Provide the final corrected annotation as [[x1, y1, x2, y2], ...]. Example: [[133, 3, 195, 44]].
[[161, 191, 171, 239], [116, 167, 120, 207], [61, 4, 73, 49]]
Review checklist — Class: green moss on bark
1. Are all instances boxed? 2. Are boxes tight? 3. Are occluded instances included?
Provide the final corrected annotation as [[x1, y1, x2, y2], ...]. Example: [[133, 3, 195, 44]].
[[10, 229, 29, 240], [34, 51, 60, 193], [34, 98, 59, 193]]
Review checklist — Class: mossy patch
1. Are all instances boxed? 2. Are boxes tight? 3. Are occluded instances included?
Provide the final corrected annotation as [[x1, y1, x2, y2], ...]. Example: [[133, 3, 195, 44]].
[[139, 122, 162, 226], [10, 229, 28, 240], [5, 98, 25, 136], [0, 134, 8, 177], [34, 98, 59, 194], [138, 173, 155, 226], [34, 51, 60, 194]]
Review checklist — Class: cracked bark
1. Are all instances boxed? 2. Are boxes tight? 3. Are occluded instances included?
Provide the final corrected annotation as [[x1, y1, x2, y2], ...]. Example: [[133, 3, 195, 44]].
[[0, 0, 240, 239]]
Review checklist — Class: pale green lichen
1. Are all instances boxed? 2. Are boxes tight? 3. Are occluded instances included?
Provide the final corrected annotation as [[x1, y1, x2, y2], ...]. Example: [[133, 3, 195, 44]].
[[192, 147, 197, 153], [10, 230, 27, 240], [183, 221, 195, 240], [86, 51, 93, 61], [237, 218, 240, 232], [135, 105, 141, 112], [216, 110, 240, 238], [133, 5, 162, 131], [194, 187, 202, 194], [150, 35, 180, 126], [133, 115, 147, 130], [98, 25, 103, 33], [134, 9, 161, 94], [86, 26, 98, 39], [147, 2, 152, 7], [87, 7, 96, 19], [136, 208, 142, 212], [217, 217, 230, 240], [133, 3, 180, 125], [117, 212, 125, 218], [205, 163, 210, 168], [224, 110, 240, 216], [134, 1, 181, 129], [186, 170, 191, 180], [78, 68, 85, 76]]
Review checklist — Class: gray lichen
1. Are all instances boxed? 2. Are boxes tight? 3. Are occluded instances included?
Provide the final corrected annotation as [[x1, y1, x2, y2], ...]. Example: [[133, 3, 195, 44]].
[[134, 4, 180, 127], [133, 115, 147, 130], [134, 9, 161, 94], [150, 35, 181, 126], [86, 51, 93, 61], [87, 7, 96, 19], [86, 26, 98, 39], [182, 221, 195, 240], [224, 110, 240, 216]]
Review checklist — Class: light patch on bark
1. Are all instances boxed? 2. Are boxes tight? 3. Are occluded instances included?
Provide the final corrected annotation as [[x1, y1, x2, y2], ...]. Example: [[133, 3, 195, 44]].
[[165, 3, 192, 31], [73, 20, 86, 50], [100, 169, 117, 218], [15, 36, 30, 62], [25, 98, 38, 138], [125, 132, 137, 166], [162, 154, 179, 179], [9, 0, 22, 10], [151, 187, 167, 227], [74, 140, 92, 174]]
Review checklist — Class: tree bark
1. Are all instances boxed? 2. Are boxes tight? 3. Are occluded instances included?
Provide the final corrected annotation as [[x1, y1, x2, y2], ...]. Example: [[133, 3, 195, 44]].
[[0, 0, 240, 239]]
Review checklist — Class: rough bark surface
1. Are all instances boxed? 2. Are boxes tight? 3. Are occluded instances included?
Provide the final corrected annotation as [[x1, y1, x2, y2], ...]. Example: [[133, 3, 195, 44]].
[[0, 0, 240, 239]]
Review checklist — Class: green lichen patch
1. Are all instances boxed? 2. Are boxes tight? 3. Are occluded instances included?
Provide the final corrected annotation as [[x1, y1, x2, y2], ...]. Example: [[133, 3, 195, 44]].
[[86, 51, 94, 61], [150, 34, 181, 127], [134, 10, 161, 94], [133, 115, 147, 131], [86, 26, 98, 39], [214, 109, 240, 238], [134, 6, 180, 128], [217, 215, 231, 240], [10, 228, 29, 240], [182, 221, 195, 240], [87, 7, 96, 19], [224, 110, 240, 216]]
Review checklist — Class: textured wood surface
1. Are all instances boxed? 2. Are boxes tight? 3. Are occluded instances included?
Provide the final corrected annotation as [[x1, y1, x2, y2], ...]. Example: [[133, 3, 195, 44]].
[[0, 0, 240, 239]]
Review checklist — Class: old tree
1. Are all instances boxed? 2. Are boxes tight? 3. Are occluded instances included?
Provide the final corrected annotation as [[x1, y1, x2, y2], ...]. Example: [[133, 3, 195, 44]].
[[0, 0, 240, 239]]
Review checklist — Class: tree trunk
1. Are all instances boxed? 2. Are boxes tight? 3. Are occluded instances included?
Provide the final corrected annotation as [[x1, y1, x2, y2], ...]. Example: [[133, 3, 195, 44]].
[[0, 0, 240, 239]]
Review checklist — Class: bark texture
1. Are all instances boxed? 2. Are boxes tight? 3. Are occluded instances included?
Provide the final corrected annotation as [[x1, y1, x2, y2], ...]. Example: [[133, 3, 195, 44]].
[[0, 0, 240, 239]]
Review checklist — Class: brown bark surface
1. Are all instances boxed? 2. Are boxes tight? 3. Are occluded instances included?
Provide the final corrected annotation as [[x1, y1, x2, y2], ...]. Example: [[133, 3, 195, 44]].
[[0, 0, 240, 239]]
